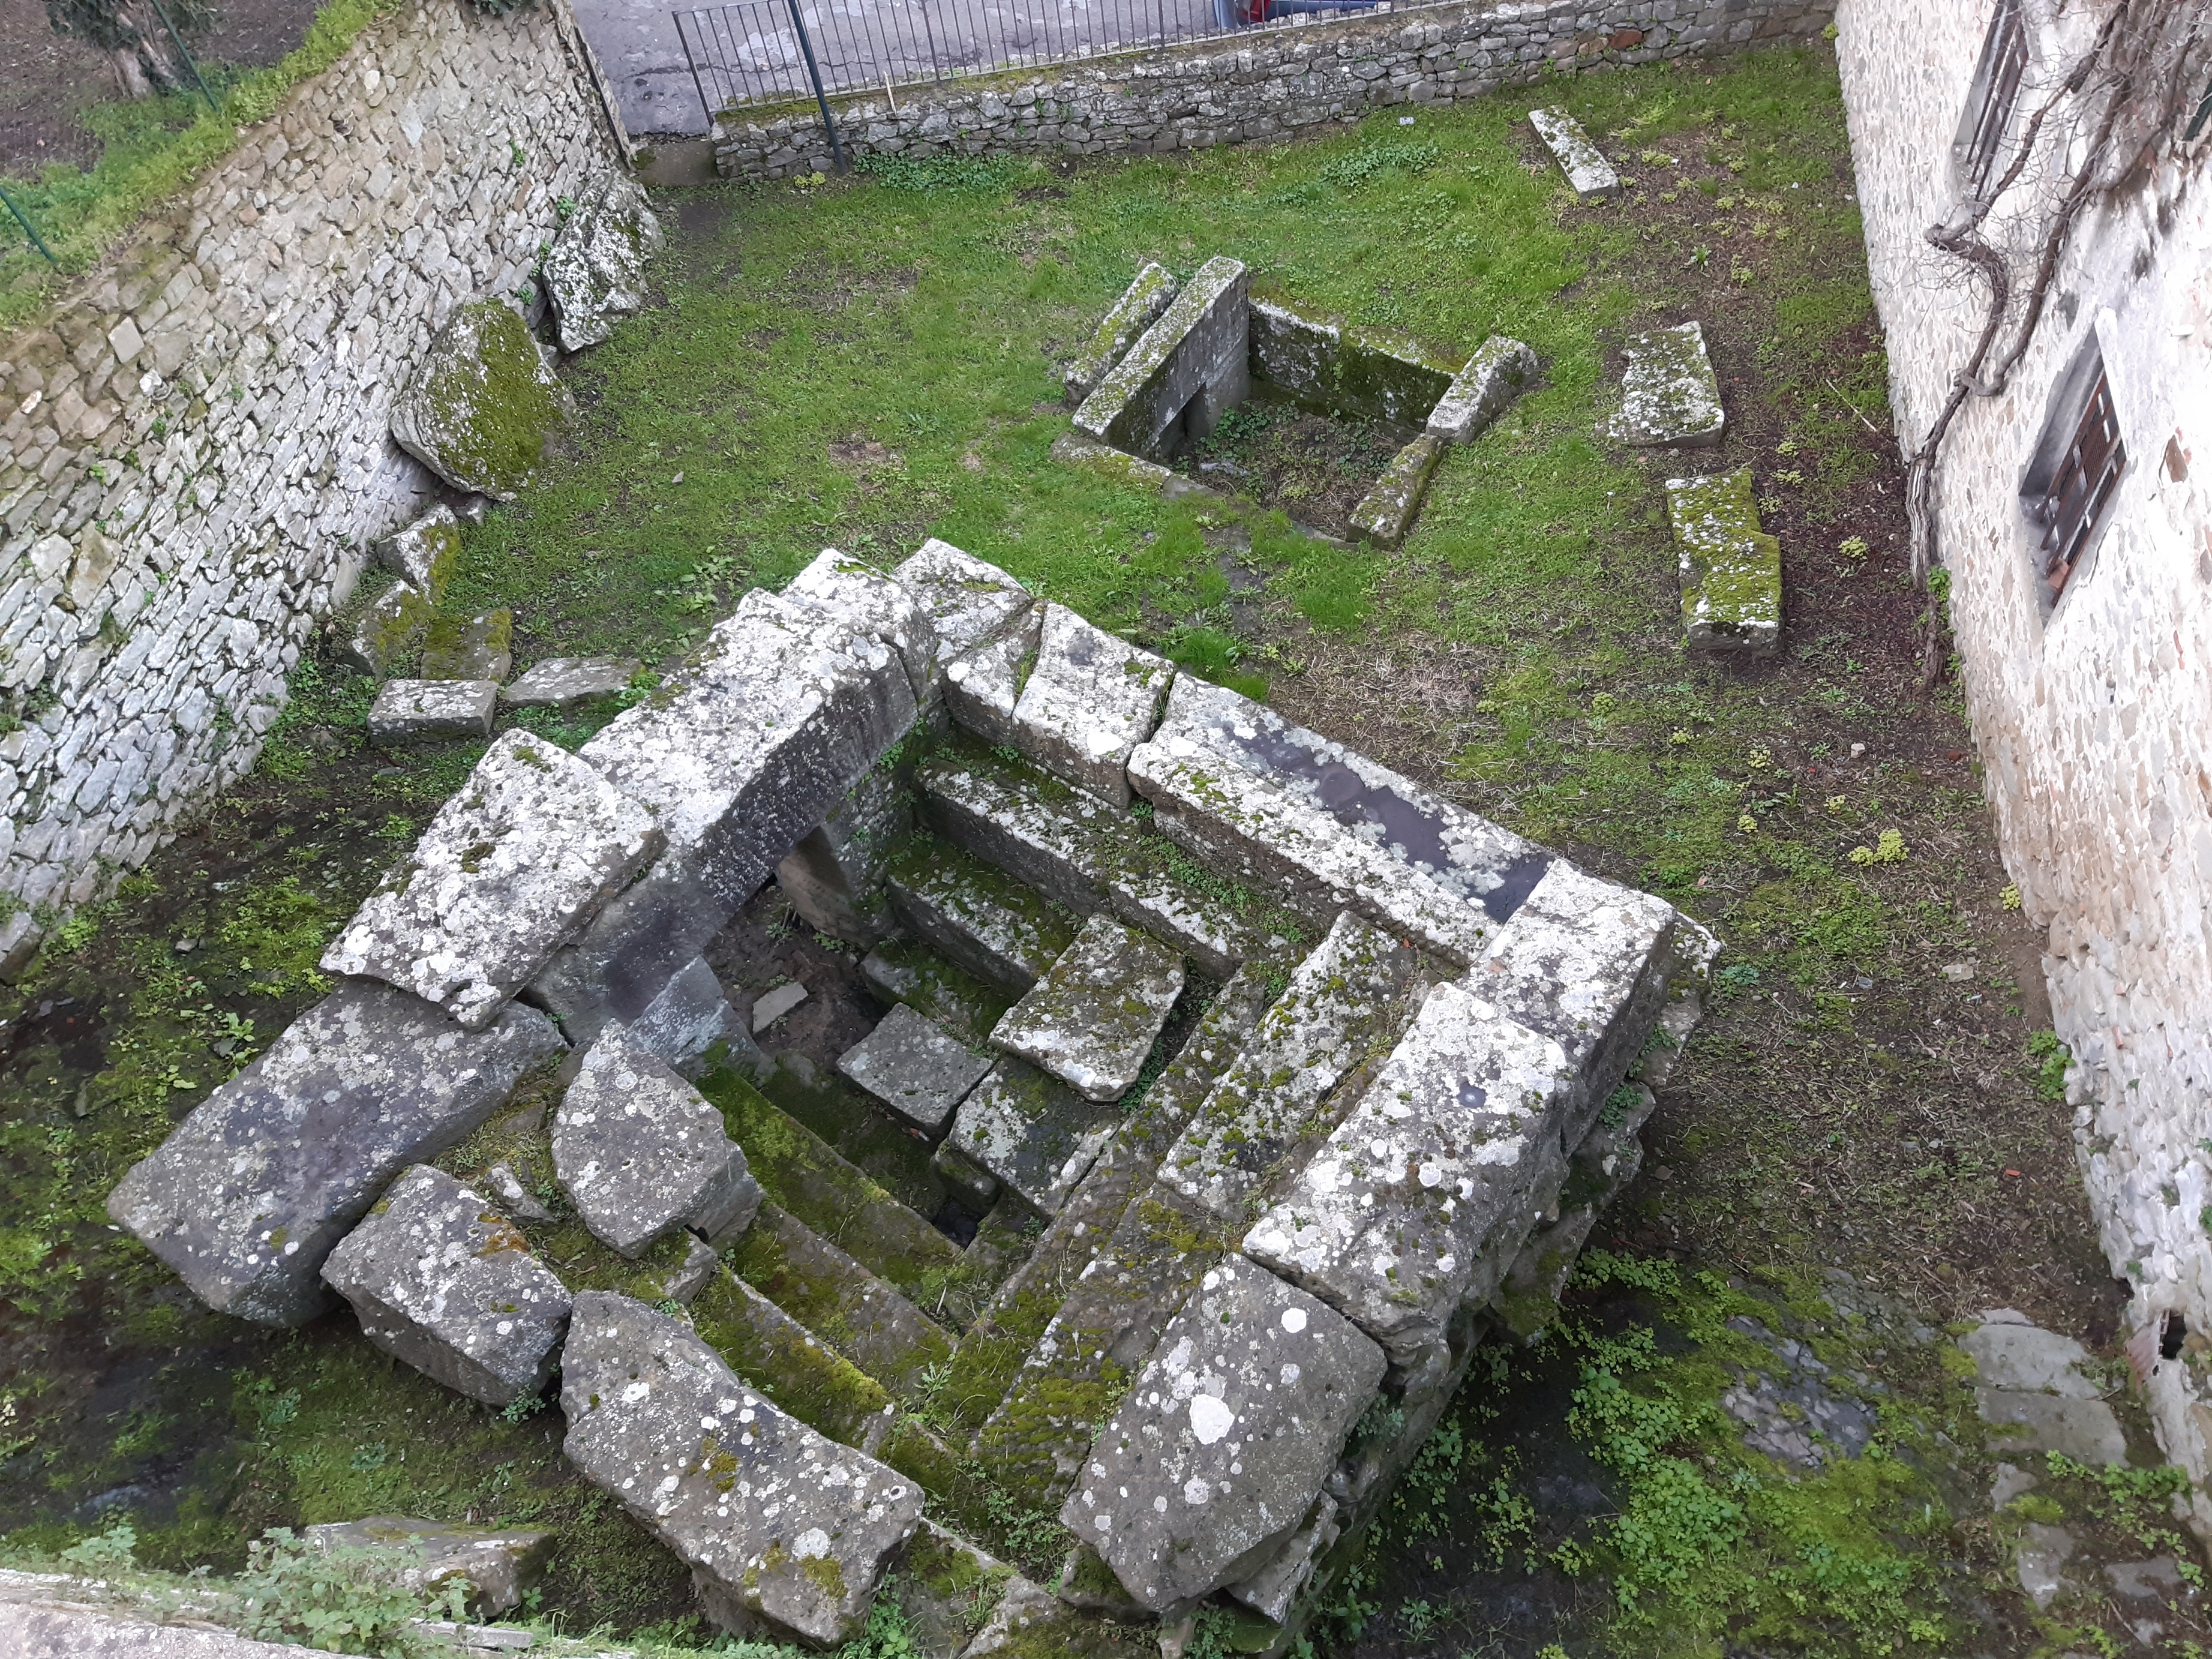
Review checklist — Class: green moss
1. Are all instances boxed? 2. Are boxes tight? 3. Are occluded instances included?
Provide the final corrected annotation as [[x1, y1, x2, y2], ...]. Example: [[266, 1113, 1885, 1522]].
[[688, 1266, 892, 1444], [886, 838, 1078, 983], [413, 301, 569, 497], [754, 1053, 947, 1216], [862, 937, 1013, 1045]]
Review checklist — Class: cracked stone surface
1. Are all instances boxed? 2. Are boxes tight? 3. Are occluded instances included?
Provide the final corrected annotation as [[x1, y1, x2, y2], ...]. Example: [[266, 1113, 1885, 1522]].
[[836, 1002, 993, 1133], [2015, 1522, 2076, 1612], [940, 603, 1043, 748], [1061, 1254, 1384, 1612], [889, 539, 1035, 662], [631, 955, 764, 1081], [107, 982, 562, 1326], [502, 655, 641, 707], [1965, 1308, 2128, 1465], [1719, 1315, 1880, 1469], [1009, 604, 1176, 808], [368, 678, 498, 742], [1065, 262, 1179, 403], [542, 172, 664, 352], [1609, 321, 1725, 448], [1226, 1493, 1340, 1623], [991, 913, 1185, 1103], [320, 1163, 571, 1406], [323, 728, 664, 1030], [1242, 980, 1576, 1385], [1529, 107, 1621, 199], [560, 1292, 922, 1647], [785, 547, 938, 700], [948, 1057, 1122, 1217], [554, 1025, 762, 1258], [1964, 1309, 2104, 1396]]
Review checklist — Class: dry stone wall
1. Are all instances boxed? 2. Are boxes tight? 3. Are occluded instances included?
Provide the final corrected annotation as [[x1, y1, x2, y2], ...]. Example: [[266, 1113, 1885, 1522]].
[[0, 0, 627, 969], [712, 0, 1835, 181]]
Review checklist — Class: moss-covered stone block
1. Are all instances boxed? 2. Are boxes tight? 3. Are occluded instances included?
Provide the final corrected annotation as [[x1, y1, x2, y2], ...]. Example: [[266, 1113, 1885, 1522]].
[[421, 607, 514, 682], [340, 577, 434, 676], [1064, 262, 1179, 405], [1348, 432, 1443, 548], [390, 299, 572, 500], [1249, 291, 1460, 425], [862, 937, 1015, 1048], [1666, 467, 1782, 656], [886, 1519, 1016, 1658], [688, 1262, 893, 1445]]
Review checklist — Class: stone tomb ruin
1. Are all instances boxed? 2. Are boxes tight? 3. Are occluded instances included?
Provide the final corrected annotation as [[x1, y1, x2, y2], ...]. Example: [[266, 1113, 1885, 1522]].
[[110, 541, 1712, 1652], [1057, 257, 1538, 548]]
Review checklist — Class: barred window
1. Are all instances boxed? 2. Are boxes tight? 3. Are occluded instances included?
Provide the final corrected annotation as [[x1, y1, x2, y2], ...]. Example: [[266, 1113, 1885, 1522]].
[[2023, 352, 2126, 605], [1959, 0, 2030, 198]]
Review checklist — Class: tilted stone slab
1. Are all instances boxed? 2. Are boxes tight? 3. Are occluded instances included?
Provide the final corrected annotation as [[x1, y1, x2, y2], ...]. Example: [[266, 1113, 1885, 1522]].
[[889, 538, 1035, 661], [1128, 676, 1552, 965], [371, 503, 462, 598], [940, 603, 1042, 748], [1009, 603, 1175, 808], [1529, 107, 1620, 200], [1610, 321, 1725, 448], [543, 171, 664, 352], [527, 847, 746, 1049], [301, 1516, 554, 1616], [389, 299, 572, 500], [107, 982, 562, 1325], [1242, 981, 1575, 1387], [1247, 293, 1461, 425], [1427, 336, 1539, 445], [560, 1292, 923, 1647], [631, 954, 766, 1081], [884, 840, 1078, 994], [991, 913, 1185, 1103], [320, 1164, 571, 1406], [1073, 255, 1249, 460], [367, 678, 497, 742], [341, 578, 433, 676], [1160, 911, 1418, 1227], [1066, 262, 1181, 404], [501, 655, 641, 707], [1667, 467, 1781, 656], [785, 547, 938, 699], [323, 728, 663, 1030], [836, 1002, 993, 1135], [1349, 433, 1442, 548], [1061, 1254, 1384, 1612], [554, 1025, 763, 1258], [687, 1265, 895, 1447], [948, 1057, 1122, 1217]]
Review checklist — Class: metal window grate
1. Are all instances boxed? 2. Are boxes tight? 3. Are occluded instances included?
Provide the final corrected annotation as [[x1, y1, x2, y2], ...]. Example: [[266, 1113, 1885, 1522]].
[[1960, 0, 2028, 197], [2037, 366, 2125, 595]]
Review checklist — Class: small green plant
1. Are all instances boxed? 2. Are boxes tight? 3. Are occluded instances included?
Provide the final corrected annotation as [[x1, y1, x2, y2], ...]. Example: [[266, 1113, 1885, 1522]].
[[2027, 1030, 2072, 1102], [1838, 535, 1870, 560], [233, 1529, 447, 1657], [2000, 883, 2021, 910], [59, 1519, 138, 1573], [1849, 828, 1907, 865]]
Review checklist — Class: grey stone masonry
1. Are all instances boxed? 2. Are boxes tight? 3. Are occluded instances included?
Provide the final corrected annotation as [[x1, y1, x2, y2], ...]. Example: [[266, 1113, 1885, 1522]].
[[1427, 336, 1539, 445], [1064, 263, 1180, 405], [836, 1002, 994, 1134], [777, 761, 910, 947], [991, 913, 1185, 1103], [367, 679, 499, 742], [560, 1292, 923, 1646], [889, 538, 1036, 662], [1062, 1254, 1385, 1612], [555, 1024, 763, 1256], [320, 1163, 572, 1406], [949, 1057, 1123, 1216], [107, 981, 562, 1325], [1075, 257, 1249, 461], [1528, 107, 1621, 199], [1009, 603, 1175, 809], [1128, 676, 1551, 965], [1243, 981, 1577, 1387], [502, 656, 642, 707], [1609, 322, 1725, 448], [630, 954, 766, 1081], [884, 840, 1078, 993], [301, 1517, 554, 1618], [322, 727, 663, 1029], [1247, 296, 1460, 427], [1349, 434, 1443, 548], [940, 604, 1043, 748]]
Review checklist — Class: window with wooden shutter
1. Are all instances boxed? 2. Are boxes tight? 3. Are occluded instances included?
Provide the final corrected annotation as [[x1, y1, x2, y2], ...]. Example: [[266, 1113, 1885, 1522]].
[[2028, 362, 2126, 601]]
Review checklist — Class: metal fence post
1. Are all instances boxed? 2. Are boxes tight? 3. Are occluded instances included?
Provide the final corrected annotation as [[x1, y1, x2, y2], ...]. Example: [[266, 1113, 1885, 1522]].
[[0, 184, 58, 268], [785, 0, 850, 171], [144, 0, 222, 114]]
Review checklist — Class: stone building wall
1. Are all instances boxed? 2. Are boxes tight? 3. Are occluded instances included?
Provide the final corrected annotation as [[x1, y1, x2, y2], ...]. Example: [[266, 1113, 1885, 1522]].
[[0, 0, 628, 970], [712, 0, 1836, 181], [1833, 0, 2212, 1508]]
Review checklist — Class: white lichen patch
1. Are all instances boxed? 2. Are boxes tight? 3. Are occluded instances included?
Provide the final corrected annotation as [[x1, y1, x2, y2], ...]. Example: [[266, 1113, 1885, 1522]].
[[1529, 107, 1622, 200], [1009, 604, 1176, 808], [1609, 321, 1726, 448]]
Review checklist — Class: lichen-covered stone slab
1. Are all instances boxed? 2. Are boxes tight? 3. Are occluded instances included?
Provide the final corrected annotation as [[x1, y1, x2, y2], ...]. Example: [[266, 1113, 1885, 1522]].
[[300, 1517, 554, 1616], [1349, 433, 1442, 548], [1666, 467, 1782, 656], [323, 728, 664, 1030], [1427, 336, 1538, 445], [948, 1057, 1122, 1217], [859, 939, 1011, 1046], [1247, 293, 1461, 425], [1061, 1254, 1384, 1612], [688, 1264, 895, 1445], [421, 608, 514, 682], [889, 539, 1036, 662], [1065, 262, 1180, 404], [884, 840, 1078, 994], [554, 1025, 763, 1258], [1528, 107, 1620, 200], [1226, 1492, 1340, 1623], [632, 954, 766, 1081], [501, 655, 641, 707], [1129, 676, 1553, 966], [940, 601, 1042, 748], [1610, 322, 1725, 448], [961, 1574, 1152, 1658], [991, 914, 1184, 1103], [1242, 981, 1575, 1386], [320, 1163, 571, 1406], [1009, 604, 1175, 809], [543, 172, 664, 353], [107, 982, 562, 1325], [1074, 256, 1249, 460], [372, 503, 463, 598], [836, 1003, 993, 1135], [367, 678, 498, 742], [1161, 912, 1417, 1226], [390, 299, 572, 499], [883, 1521, 1016, 1659], [785, 547, 938, 699], [560, 1291, 923, 1648], [341, 578, 434, 676]]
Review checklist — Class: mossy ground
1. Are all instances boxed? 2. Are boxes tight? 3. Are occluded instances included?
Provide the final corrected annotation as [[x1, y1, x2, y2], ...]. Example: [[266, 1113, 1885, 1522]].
[[0, 41, 2178, 1658]]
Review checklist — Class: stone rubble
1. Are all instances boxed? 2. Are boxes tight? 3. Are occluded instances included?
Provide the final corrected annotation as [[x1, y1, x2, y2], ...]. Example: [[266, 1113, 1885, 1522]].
[[1667, 466, 1783, 656], [1965, 1307, 2129, 1466], [749, 980, 809, 1034], [1075, 256, 1250, 460], [343, 579, 437, 677], [1528, 106, 1622, 199], [372, 504, 463, 595], [990, 912, 1185, 1103], [950, 1057, 1125, 1217], [542, 172, 665, 353], [419, 608, 513, 682], [300, 1517, 554, 1617], [1427, 335, 1539, 445], [389, 299, 575, 499], [630, 954, 765, 1081]]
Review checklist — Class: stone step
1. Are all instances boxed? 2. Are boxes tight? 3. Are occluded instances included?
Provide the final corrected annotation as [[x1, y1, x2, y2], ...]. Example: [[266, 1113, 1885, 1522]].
[[755, 1049, 956, 1217], [836, 1002, 995, 1137], [946, 1058, 1123, 1220], [860, 936, 1013, 1047], [989, 912, 1185, 1103], [687, 1263, 895, 1448], [725, 1201, 956, 1403], [885, 838, 1079, 994]]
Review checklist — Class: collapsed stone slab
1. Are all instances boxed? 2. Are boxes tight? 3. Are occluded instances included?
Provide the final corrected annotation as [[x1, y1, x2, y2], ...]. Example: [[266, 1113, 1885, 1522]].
[[1528, 107, 1620, 200], [1609, 322, 1725, 448], [778, 764, 910, 947], [1247, 294, 1460, 426], [320, 1163, 571, 1406], [341, 578, 434, 676], [107, 982, 562, 1325], [389, 299, 573, 500], [631, 954, 766, 1081], [560, 1292, 923, 1647], [1009, 604, 1175, 809], [1667, 467, 1782, 656], [785, 548, 939, 700], [1427, 337, 1539, 445], [889, 539, 1036, 661], [836, 1002, 993, 1135], [367, 678, 498, 742], [990, 913, 1184, 1103], [371, 503, 462, 597], [1066, 263, 1180, 404], [501, 655, 641, 707], [949, 1057, 1122, 1217], [1074, 256, 1249, 461], [323, 728, 664, 1030], [543, 172, 665, 353], [1061, 1254, 1384, 1612]]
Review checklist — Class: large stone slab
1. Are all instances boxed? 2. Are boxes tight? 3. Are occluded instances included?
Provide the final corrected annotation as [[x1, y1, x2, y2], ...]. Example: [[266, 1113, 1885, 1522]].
[[859, 938, 1012, 1047], [321, 1163, 571, 1406], [299, 1517, 554, 1616], [889, 539, 1035, 661], [1160, 911, 1418, 1226], [1245, 293, 1460, 425], [1065, 263, 1181, 404], [1060, 1254, 1384, 1612], [554, 1025, 762, 1257], [836, 1003, 993, 1135], [1427, 336, 1538, 445], [687, 1265, 895, 1445], [1073, 256, 1248, 460], [0, 1589, 310, 1658], [991, 913, 1185, 1103], [526, 847, 744, 1049], [940, 604, 1042, 748], [389, 299, 572, 500], [341, 578, 433, 676], [542, 171, 664, 353], [948, 1057, 1122, 1217], [500, 655, 641, 707], [367, 678, 497, 742], [420, 607, 513, 682], [1242, 981, 1576, 1387], [1610, 321, 1725, 448], [107, 982, 562, 1325], [1528, 107, 1620, 200], [777, 761, 909, 947], [1128, 675, 1552, 965], [631, 954, 766, 1081], [784, 547, 938, 700], [560, 1292, 923, 1647], [884, 839, 1078, 994], [1667, 467, 1782, 656], [323, 728, 663, 1030], [1008, 604, 1175, 809]]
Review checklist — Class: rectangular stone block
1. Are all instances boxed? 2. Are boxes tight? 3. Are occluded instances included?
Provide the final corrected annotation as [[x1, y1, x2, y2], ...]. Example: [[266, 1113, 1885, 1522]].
[[1064, 262, 1180, 404], [421, 607, 513, 682], [342, 578, 433, 675], [1348, 432, 1442, 547], [501, 655, 641, 707], [1529, 106, 1620, 198], [885, 839, 1078, 994], [107, 982, 563, 1325], [889, 538, 1034, 662], [859, 938, 1012, 1047], [949, 1057, 1123, 1217], [1666, 467, 1781, 656], [836, 1001, 994, 1134], [323, 728, 662, 1030], [1427, 335, 1538, 444], [991, 913, 1185, 1103], [1073, 256, 1249, 460], [631, 954, 766, 1081], [941, 601, 1043, 748], [525, 847, 743, 1048], [1008, 603, 1175, 808], [372, 502, 462, 599], [784, 547, 938, 699], [368, 677, 497, 741], [778, 760, 910, 947], [1610, 321, 1725, 448]]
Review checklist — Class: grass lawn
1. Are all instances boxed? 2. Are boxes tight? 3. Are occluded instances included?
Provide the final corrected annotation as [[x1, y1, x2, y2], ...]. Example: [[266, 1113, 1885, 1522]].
[[2, 41, 2187, 1658]]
